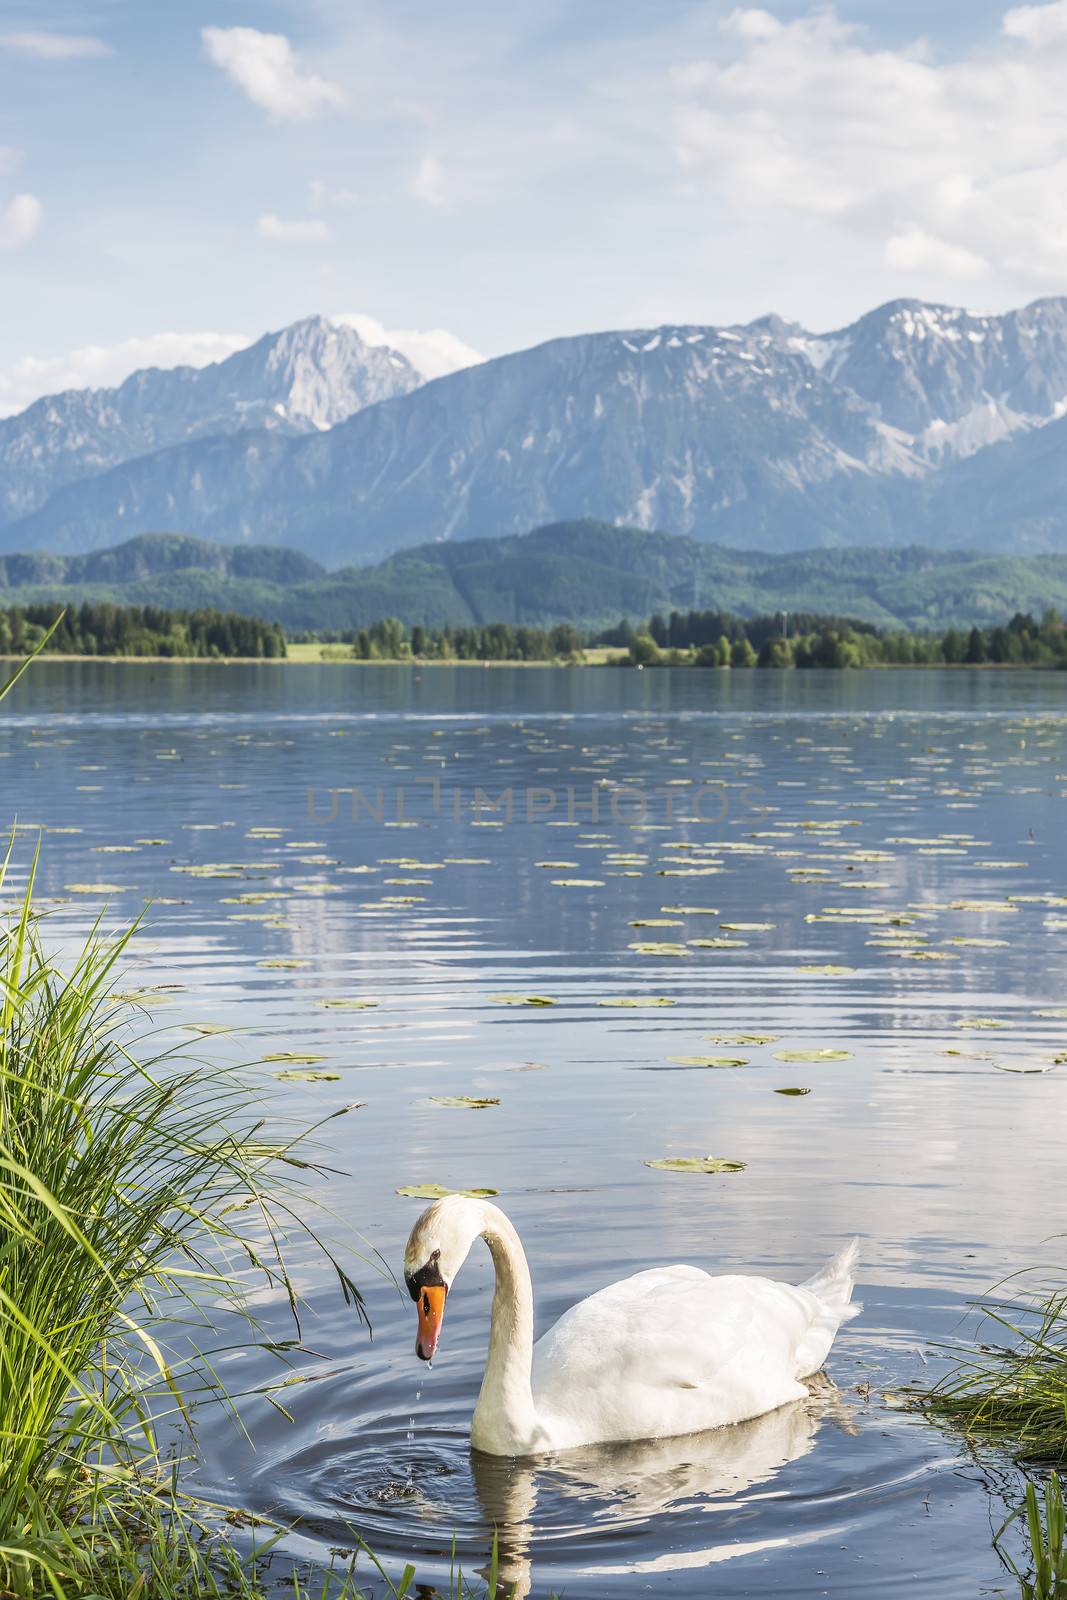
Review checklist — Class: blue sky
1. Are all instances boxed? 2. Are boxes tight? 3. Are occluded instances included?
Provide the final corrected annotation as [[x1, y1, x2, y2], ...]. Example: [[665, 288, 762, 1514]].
[[2, 0, 1067, 410]]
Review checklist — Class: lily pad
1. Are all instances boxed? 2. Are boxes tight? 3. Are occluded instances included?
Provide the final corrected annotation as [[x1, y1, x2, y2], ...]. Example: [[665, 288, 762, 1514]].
[[429, 1096, 501, 1109], [774, 1087, 812, 1096], [318, 997, 380, 1010], [710, 1033, 779, 1045], [993, 1060, 1057, 1075], [796, 965, 855, 976], [396, 1184, 499, 1200], [773, 1048, 853, 1062], [258, 958, 309, 970], [273, 1069, 342, 1082], [222, 892, 287, 905], [261, 1051, 328, 1064], [597, 997, 675, 1007], [645, 1155, 746, 1174], [668, 1054, 750, 1068], [658, 867, 721, 878], [490, 994, 557, 1006]]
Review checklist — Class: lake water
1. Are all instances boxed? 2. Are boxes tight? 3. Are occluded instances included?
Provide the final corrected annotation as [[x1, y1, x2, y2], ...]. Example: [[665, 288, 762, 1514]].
[[4, 660, 1067, 1598]]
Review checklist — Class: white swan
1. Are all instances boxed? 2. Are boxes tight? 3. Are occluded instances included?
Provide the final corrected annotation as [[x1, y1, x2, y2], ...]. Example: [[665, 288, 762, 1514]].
[[403, 1197, 860, 1457]]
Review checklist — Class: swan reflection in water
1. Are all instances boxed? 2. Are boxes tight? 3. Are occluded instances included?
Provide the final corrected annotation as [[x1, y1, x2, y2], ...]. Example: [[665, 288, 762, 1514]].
[[466, 1387, 855, 1598]]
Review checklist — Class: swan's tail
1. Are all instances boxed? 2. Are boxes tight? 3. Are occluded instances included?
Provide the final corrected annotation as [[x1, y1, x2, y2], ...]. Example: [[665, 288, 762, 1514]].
[[801, 1237, 861, 1325]]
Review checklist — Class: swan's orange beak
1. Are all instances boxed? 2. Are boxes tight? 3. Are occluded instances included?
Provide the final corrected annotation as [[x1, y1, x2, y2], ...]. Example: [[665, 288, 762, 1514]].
[[416, 1284, 446, 1361]]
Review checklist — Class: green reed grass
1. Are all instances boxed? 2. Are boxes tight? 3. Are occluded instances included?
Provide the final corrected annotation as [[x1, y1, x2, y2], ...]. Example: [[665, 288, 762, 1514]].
[[922, 1280, 1067, 1464], [995, 1473, 1067, 1599], [0, 842, 379, 1596], [920, 1265, 1067, 1594]]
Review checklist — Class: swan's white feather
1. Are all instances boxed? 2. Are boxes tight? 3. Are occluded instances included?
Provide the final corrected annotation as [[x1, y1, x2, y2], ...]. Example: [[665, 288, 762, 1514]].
[[530, 1256, 858, 1450]]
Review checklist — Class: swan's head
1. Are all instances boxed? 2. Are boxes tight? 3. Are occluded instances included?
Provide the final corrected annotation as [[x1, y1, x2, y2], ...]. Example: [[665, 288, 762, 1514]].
[[403, 1196, 483, 1362]]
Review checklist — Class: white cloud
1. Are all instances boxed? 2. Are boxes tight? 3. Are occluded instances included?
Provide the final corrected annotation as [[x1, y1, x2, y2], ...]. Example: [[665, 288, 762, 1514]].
[[0, 31, 111, 59], [0, 193, 42, 251], [0, 331, 250, 418], [202, 26, 346, 120], [1002, 1, 1067, 45], [721, 9, 781, 42], [309, 177, 357, 210], [333, 312, 483, 380], [884, 227, 987, 279], [412, 155, 447, 207], [256, 213, 331, 242], [671, 2, 1067, 286]]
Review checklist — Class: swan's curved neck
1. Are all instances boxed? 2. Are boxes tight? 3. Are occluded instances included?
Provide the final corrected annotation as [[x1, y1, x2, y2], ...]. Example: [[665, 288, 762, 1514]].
[[470, 1204, 541, 1455]]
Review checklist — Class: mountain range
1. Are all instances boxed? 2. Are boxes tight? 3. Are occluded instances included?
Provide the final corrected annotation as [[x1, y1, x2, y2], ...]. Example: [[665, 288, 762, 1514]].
[[4, 524, 1067, 634], [4, 299, 1067, 561], [0, 317, 420, 530]]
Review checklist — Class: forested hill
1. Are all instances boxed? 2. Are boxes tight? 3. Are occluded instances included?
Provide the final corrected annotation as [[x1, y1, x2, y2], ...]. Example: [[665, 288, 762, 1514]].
[[3, 523, 1067, 633], [0, 534, 322, 588]]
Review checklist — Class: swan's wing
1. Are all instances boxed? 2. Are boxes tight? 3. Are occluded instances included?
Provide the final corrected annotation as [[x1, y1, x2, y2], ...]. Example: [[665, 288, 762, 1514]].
[[531, 1266, 824, 1445], [534, 1265, 816, 1388]]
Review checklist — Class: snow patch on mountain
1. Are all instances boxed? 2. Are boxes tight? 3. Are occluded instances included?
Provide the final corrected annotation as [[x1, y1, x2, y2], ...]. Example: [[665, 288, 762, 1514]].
[[918, 397, 1033, 461]]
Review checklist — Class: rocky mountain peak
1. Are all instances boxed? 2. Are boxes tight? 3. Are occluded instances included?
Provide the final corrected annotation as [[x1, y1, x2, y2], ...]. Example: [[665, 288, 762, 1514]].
[[231, 316, 421, 431], [0, 315, 424, 524]]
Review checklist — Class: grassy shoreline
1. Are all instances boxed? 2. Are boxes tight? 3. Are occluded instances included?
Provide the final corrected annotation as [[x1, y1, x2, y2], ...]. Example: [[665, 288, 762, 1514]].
[[2, 647, 1066, 670], [0, 648, 597, 666]]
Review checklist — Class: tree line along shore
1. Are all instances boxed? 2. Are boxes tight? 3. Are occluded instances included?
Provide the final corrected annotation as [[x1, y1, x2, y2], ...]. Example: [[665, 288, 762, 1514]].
[[0, 601, 286, 659], [293, 607, 1067, 668], [4, 599, 1067, 668]]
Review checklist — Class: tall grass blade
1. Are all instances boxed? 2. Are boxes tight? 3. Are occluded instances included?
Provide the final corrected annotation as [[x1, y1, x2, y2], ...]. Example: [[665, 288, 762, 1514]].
[[0, 612, 64, 706], [994, 1473, 1067, 1598]]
